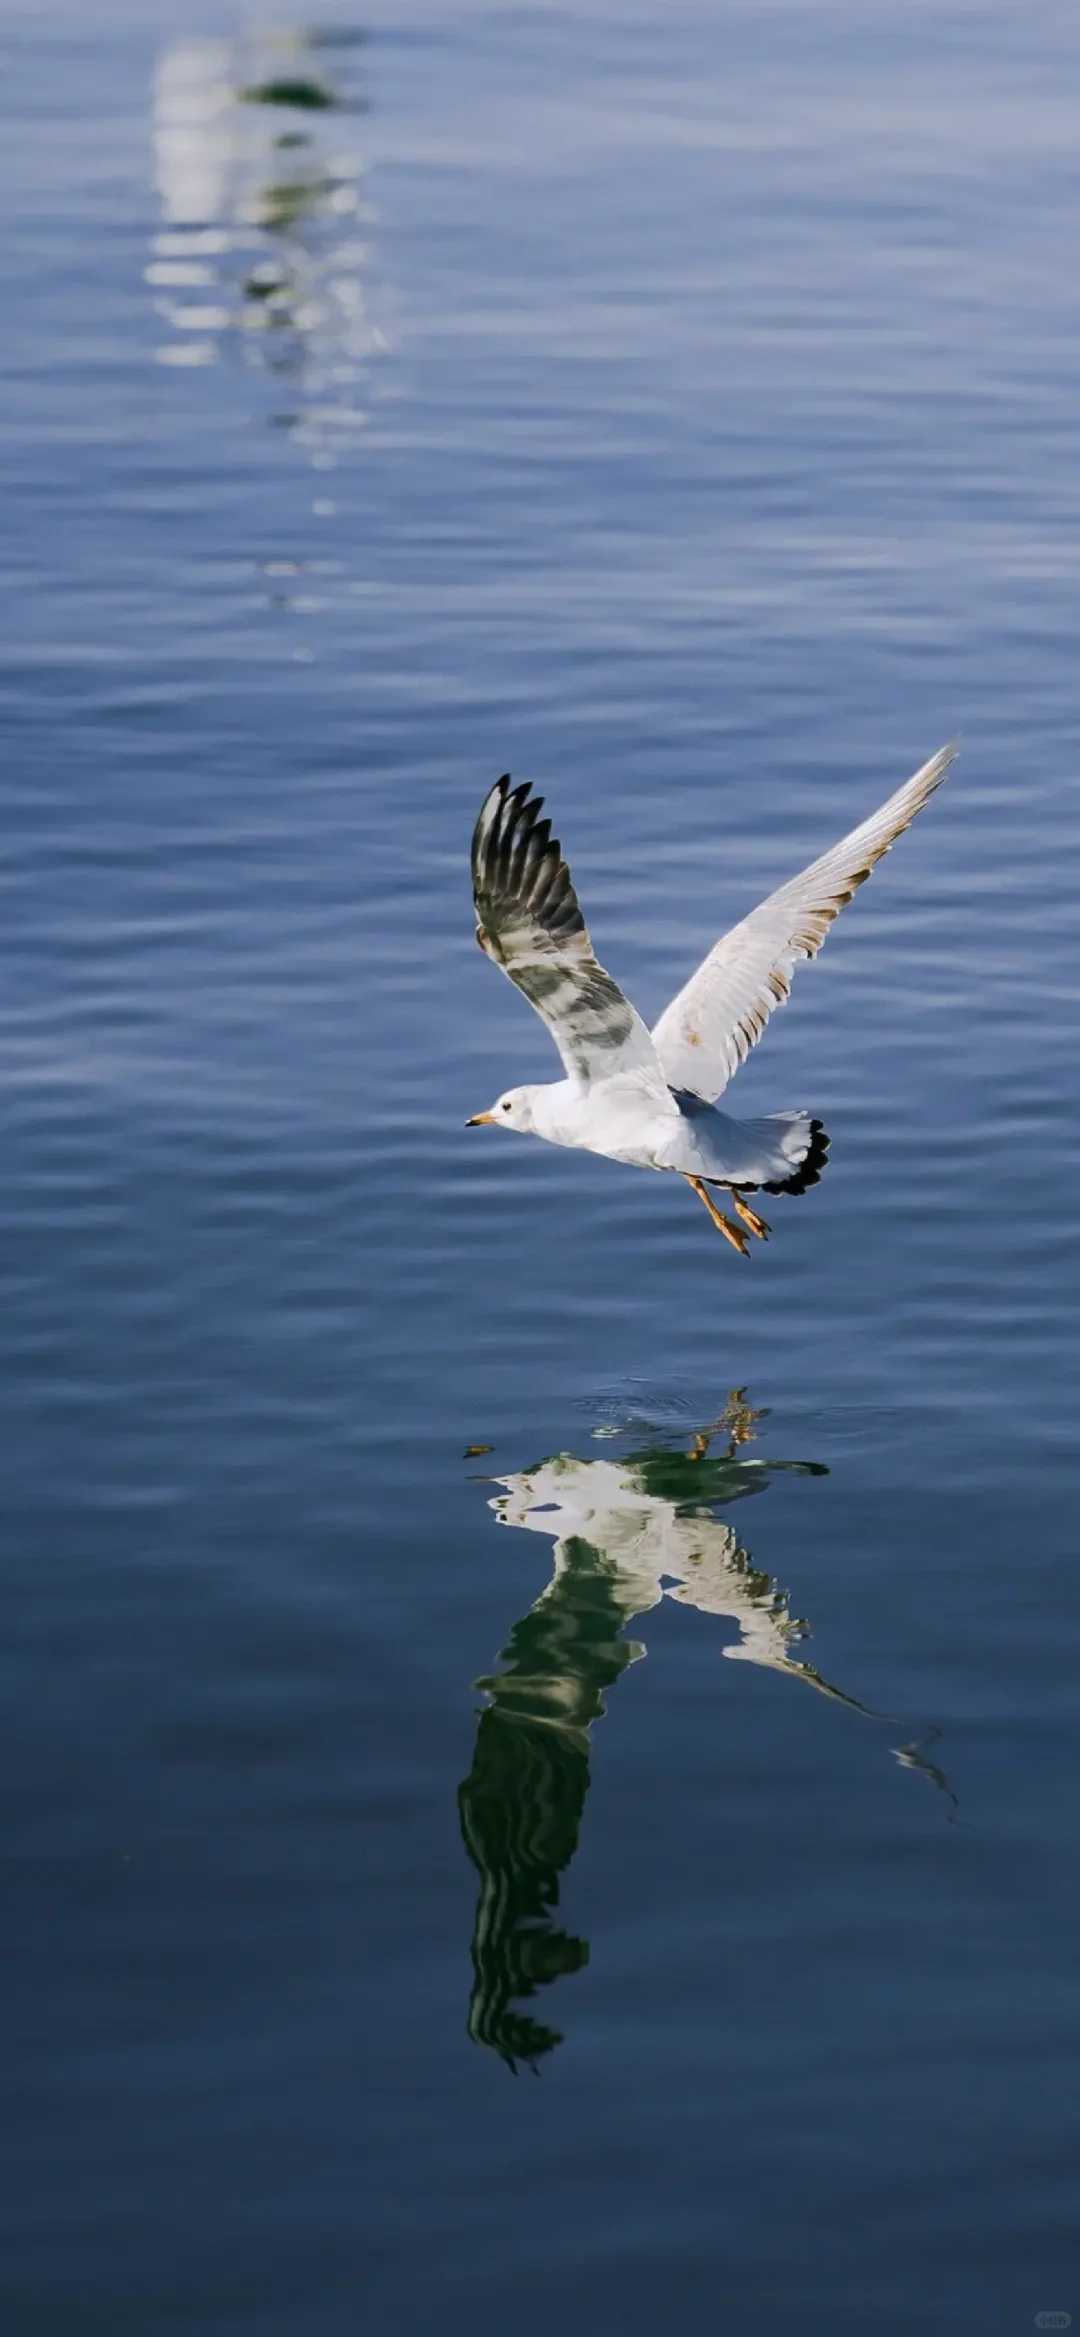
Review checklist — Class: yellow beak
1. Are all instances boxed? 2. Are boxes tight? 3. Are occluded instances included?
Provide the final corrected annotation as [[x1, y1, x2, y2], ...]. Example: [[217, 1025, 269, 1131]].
[[465, 1112, 496, 1126]]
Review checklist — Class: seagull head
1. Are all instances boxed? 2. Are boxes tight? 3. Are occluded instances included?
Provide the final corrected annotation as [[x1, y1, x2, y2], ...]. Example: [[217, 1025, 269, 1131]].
[[465, 1084, 540, 1133]]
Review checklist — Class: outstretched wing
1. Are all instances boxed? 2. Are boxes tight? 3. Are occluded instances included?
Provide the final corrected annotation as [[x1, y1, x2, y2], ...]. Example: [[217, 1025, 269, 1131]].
[[651, 743, 956, 1102], [472, 775, 667, 1092]]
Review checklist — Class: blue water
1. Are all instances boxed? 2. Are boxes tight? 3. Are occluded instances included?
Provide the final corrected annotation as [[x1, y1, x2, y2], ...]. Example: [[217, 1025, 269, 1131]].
[[4, 3, 1080, 2330]]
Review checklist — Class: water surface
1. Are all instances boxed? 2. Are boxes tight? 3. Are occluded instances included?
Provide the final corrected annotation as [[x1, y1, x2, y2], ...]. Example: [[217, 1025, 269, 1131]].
[[3, 3, 1080, 2331]]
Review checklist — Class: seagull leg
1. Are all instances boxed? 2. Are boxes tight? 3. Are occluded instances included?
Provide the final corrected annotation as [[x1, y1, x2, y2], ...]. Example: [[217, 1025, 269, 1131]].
[[687, 1388, 760, 1460], [720, 1387, 761, 1448], [685, 1176, 751, 1255], [731, 1191, 771, 1241]]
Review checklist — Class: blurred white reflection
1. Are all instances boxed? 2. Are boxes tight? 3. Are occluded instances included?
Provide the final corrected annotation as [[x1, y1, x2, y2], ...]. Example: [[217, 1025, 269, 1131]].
[[154, 39, 235, 228], [148, 26, 381, 458]]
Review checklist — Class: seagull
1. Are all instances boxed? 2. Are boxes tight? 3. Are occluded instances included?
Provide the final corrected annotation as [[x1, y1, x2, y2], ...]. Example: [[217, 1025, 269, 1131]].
[[466, 742, 955, 1251]]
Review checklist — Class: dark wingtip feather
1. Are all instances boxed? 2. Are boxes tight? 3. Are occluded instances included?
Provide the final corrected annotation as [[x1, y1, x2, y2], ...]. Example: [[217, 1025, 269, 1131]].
[[471, 772, 586, 951], [471, 773, 514, 882]]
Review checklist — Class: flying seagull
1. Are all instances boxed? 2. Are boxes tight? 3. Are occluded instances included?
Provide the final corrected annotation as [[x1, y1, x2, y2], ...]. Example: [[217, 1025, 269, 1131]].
[[466, 743, 955, 1252]]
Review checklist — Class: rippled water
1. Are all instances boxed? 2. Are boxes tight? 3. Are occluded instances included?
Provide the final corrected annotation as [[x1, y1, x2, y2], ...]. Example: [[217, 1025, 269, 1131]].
[[5, 3, 1080, 2330]]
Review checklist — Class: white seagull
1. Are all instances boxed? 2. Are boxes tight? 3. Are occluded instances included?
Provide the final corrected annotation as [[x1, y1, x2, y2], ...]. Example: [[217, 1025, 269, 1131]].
[[466, 742, 955, 1251]]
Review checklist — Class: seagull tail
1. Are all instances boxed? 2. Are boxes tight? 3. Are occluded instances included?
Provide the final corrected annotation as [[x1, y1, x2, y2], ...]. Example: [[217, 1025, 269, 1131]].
[[760, 1113, 831, 1197]]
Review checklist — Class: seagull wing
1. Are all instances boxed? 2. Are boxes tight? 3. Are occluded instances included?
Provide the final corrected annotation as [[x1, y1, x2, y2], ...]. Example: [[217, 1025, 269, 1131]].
[[472, 775, 669, 1093], [651, 742, 956, 1102]]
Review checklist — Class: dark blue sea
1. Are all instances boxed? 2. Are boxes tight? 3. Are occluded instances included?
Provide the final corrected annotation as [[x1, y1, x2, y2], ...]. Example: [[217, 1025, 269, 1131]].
[[4, 3, 1080, 2330]]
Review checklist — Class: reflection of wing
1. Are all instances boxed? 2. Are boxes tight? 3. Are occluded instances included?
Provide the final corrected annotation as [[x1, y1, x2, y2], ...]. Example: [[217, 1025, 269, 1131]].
[[664, 1529, 807, 1674], [458, 1706, 588, 2071], [652, 744, 955, 1101], [665, 1542, 881, 1709], [458, 1535, 640, 2071], [472, 776, 669, 1093]]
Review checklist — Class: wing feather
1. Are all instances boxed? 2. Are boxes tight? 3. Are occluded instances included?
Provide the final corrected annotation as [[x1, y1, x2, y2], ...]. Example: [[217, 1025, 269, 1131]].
[[472, 775, 666, 1092], [651, 743, 956, 1101]]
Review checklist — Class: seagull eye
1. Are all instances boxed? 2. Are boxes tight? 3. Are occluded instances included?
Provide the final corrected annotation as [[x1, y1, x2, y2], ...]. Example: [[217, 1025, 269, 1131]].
[[501, 1100, 511, 1112]]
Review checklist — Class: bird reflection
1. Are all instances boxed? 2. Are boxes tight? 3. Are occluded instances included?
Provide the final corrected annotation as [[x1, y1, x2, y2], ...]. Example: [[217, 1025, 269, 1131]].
[[149, 25, 380, 460], [458, 1395, 831, 2072], [459, 1393, 954, 2071]]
